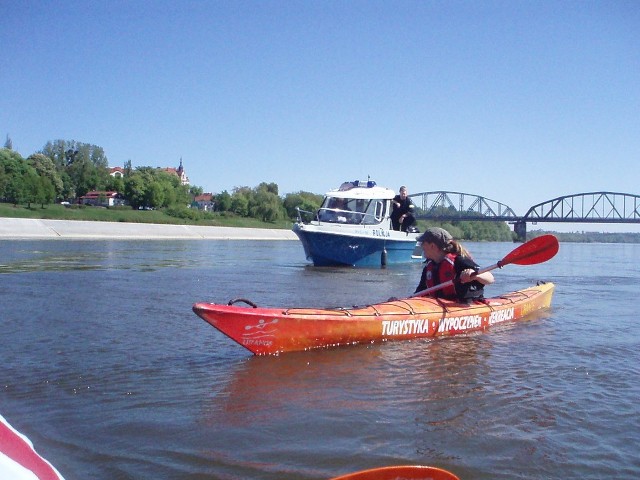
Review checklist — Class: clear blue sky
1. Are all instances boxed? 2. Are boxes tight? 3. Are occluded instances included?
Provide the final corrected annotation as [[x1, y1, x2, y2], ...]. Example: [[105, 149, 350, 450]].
[[2, 1, 639, 230]]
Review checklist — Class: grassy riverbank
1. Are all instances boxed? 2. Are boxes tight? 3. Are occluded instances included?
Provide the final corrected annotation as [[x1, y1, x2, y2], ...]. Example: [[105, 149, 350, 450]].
[[0, 203, 294, 230]]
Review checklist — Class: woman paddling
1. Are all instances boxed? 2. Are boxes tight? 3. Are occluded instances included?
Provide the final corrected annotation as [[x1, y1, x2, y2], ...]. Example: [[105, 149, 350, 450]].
[[415, 227, 495, 301]]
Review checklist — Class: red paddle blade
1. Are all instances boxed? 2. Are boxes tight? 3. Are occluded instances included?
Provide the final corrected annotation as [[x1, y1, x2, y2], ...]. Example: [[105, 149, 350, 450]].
[[500, 234, 559, 267]]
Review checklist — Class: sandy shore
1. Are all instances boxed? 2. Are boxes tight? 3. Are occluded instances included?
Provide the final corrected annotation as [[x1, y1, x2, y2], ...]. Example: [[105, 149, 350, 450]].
[[0, 217, 298, 240]]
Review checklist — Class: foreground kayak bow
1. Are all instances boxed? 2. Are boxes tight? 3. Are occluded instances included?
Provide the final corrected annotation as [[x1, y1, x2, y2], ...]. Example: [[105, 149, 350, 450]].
[[329, 465, 460, 480]]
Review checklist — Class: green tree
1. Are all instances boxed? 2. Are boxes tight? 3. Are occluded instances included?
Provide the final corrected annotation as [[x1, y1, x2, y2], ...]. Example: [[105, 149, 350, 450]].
[[40, 139, 110, 199], [27, 153, 64, 201], [0, 147, 24, 165], [283, 191, 323, 219], [9, 174, 27, 206], [230, 191, 249, 216], [0, 148, 33, 205], [215, 190, 232, 212], [22, 169, 42, 208], [251, 189, 283, 222], [67, 156, 95, 198], [229, 186, 251, 216], [35, 176, 56, 208], [161, 180, 177, 207], [59, 170, 75, 201], [0, 148, 22, 199], [145, 181, 165, 209], [0, 166, 6, 198], [247, 183, 286, 221], [190, 185, 204, 197], [257, 182, 279, 196], [161, 171, 190, 207], [41, 140, 69, 170], [122, 166, 193, 210], [106, 174, 124, 193], [124, 172, 147, 209]]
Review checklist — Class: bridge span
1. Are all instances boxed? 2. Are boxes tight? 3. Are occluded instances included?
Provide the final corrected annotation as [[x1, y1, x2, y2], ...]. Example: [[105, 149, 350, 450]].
[[409, 191, 640, 241]]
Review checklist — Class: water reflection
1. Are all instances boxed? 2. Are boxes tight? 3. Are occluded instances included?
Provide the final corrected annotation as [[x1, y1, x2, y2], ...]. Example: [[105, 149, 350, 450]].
[[0, 241, 204, 273], [206, 346, 387, 427], [198, 334, 497, 475]]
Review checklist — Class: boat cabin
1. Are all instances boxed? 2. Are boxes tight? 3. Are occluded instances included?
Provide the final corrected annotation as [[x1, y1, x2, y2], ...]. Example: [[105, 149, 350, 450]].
[[316, 180, 395, 225]]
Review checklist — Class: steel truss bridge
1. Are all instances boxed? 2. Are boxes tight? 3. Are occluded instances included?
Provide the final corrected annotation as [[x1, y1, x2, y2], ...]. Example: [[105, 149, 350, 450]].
[[409, 191, 640, 241]]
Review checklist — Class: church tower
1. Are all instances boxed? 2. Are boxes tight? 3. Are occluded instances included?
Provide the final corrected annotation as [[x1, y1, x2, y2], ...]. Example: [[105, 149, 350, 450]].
[[176, 157, 190, 185]]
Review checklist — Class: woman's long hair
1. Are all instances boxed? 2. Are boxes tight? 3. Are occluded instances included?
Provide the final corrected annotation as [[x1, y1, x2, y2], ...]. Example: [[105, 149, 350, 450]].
[[443, 239, 472, 259]]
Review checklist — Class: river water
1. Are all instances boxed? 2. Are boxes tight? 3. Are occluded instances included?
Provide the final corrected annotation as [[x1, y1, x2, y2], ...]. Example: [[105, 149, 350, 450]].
[[1, 239, 639, 479]]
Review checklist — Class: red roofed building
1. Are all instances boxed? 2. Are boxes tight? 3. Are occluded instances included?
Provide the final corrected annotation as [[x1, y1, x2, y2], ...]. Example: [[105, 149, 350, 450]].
[[109, 167, 125, 178], [80, 191, 126, 207], [194, 193, 214, 211]]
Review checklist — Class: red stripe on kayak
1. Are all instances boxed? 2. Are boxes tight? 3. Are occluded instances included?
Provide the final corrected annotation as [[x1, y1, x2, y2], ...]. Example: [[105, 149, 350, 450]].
[[0, 417, 63, 480]]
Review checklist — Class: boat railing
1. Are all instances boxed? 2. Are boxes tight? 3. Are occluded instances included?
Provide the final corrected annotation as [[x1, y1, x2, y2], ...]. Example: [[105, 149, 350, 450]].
[[295, 207, 319, 223], [296, 207, 382, 226]]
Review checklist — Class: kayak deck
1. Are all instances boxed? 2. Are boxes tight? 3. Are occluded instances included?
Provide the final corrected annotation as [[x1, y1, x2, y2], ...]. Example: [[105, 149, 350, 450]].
[[193, 282, 555, 355]]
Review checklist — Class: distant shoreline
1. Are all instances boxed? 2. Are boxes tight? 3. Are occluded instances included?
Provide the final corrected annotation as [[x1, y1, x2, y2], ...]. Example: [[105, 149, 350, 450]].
[[3, 217, 639, 243], [0, 217, 298, 240]]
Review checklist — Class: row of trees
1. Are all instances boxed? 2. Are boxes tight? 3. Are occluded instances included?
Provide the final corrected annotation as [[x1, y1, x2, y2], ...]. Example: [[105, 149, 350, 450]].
[[422, 219, 514, 242], [414, 207, 515, 241], [1, 140, 128, 208], [210, 185, 323, 222], [538, 230, 640, 243], [0, 140, 325, 223]]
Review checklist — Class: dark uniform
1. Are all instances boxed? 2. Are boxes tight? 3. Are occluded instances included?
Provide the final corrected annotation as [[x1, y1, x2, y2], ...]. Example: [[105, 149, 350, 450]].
[[391, 194, 416, 231]]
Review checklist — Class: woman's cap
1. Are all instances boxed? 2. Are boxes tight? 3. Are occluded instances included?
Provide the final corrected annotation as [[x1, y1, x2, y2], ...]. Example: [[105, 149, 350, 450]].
[[416, 227, 452, 248]]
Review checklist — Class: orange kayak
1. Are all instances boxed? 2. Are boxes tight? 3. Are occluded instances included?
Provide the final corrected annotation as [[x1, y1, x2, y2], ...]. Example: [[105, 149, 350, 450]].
[[192, 282, 554, 355]]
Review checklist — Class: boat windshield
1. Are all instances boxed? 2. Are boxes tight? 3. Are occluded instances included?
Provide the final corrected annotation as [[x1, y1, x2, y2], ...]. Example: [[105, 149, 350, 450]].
[[317, 196, 387, 224]]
